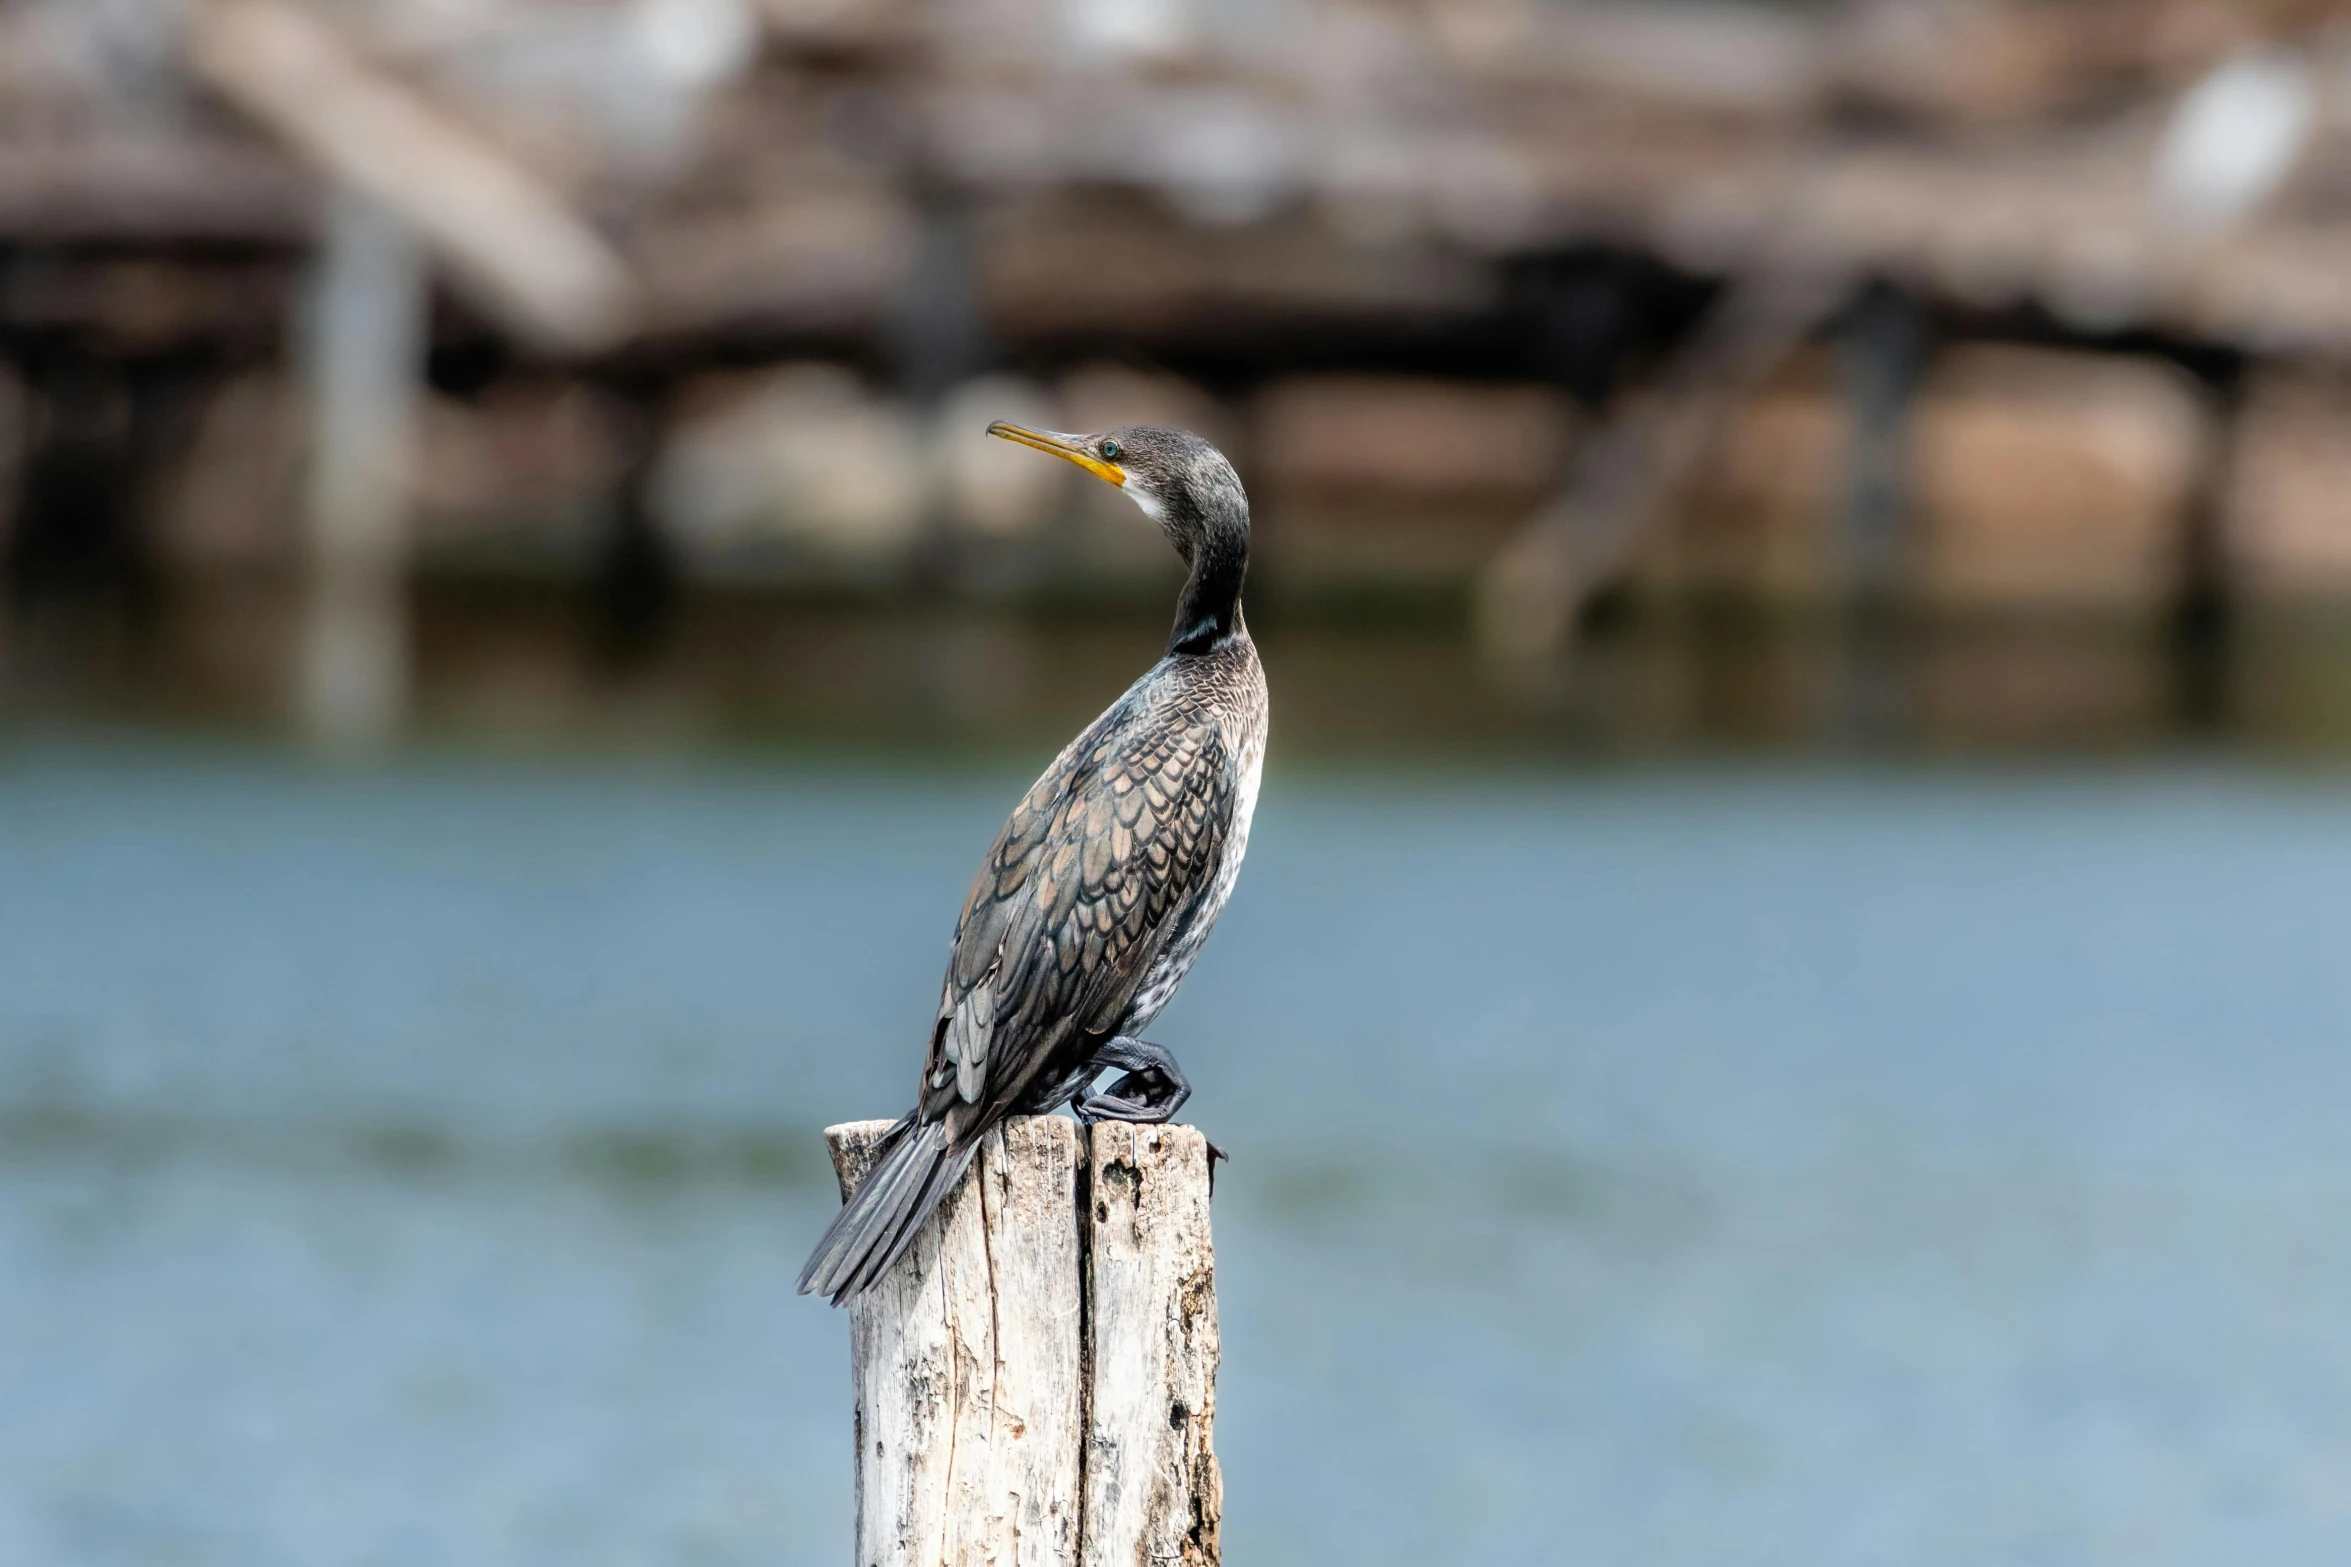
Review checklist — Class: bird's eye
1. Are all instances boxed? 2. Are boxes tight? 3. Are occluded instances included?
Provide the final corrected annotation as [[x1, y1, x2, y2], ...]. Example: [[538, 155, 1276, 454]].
[[1100, 440, 1121, 460]]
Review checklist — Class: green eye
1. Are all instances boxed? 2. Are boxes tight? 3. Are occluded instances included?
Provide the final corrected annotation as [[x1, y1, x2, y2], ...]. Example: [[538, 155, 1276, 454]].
[[1101, 440, 1121, 460]]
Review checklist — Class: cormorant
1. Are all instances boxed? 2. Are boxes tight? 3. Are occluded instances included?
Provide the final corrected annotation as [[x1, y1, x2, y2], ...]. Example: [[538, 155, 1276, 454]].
[[798, 422, 1267, 1306]]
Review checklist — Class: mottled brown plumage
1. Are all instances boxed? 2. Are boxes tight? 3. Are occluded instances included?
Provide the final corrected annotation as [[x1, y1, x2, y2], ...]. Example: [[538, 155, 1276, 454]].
[[801, 424, 1268, 1305], [929, 640, 1259, 1127]]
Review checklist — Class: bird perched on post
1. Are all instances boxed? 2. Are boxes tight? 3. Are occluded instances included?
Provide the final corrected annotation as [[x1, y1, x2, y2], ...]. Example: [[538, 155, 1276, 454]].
[[799, 423, 1267, 1306]]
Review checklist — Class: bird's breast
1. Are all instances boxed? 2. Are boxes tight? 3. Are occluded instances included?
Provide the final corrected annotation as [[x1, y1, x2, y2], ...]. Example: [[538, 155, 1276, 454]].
[[1118, 651, 1267, 1033]]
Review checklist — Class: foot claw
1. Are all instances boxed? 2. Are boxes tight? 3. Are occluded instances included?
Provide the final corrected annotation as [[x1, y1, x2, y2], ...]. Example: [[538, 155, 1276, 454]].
[[1069, 1036, 1191, 1125], [1074, 1071, 1177, 1125]]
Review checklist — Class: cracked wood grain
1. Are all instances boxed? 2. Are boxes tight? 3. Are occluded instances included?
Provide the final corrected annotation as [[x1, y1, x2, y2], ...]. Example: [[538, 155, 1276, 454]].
[[828, 1117, 1085, 1567], [824, 1116, 1218, 1567], [1081, 1123, 1221, 1567]]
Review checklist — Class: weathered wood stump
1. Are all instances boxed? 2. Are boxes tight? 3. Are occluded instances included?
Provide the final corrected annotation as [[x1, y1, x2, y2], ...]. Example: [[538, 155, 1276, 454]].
[[825, 1117, 1221, 1567]]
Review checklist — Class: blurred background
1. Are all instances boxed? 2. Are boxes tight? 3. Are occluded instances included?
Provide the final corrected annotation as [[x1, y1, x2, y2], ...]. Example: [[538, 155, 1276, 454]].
[[11, 0, 2351, 1563]]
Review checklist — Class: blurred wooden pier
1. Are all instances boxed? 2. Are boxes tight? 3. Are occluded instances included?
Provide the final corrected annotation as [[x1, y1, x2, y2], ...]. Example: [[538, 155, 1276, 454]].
[[11, 0, 2351, 730]]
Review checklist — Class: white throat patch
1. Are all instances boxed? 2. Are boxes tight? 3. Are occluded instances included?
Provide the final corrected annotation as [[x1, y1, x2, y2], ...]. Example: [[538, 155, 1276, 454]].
[[1121, 480, 1167, 523]]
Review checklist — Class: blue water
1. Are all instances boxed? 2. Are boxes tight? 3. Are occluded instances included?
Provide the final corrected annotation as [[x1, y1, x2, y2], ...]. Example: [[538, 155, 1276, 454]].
[[5, 744, 2351, 1565]]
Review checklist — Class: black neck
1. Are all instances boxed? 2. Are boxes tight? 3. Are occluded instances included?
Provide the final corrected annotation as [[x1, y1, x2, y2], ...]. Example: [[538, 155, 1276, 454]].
[[1165, 491, 1249, 657]]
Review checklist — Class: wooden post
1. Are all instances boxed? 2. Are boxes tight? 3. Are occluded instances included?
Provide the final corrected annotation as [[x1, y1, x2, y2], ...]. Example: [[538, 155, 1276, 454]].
[[297, 187, 424, 749], [1081, 1122, 1222, 1567], [824, 1117, 1221, 1567]]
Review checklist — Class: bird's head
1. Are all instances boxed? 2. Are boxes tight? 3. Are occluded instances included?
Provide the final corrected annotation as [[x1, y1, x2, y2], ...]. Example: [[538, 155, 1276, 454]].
[[985, 421, 1247, 563]]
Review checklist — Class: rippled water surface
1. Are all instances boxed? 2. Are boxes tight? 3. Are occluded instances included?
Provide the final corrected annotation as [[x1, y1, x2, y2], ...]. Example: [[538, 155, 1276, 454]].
[[7, 744, 2351, 1566]]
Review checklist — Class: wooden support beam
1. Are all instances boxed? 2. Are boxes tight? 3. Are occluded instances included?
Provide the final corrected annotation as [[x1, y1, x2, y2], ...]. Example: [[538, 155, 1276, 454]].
[[190, 0, 638, 357], [1475, 267, 1850, 662], [1837, 279, 1931, 604], [823, 1117, 1221, 1567], [0, 142, 313, 243], [297, 188, 424, 748]]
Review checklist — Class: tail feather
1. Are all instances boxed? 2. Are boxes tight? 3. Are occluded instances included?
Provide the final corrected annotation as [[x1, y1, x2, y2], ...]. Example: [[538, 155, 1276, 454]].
[[801, 1128, 921, 1292], [843, 1134, 980, 1298], [798, 1119, 977, 1306]]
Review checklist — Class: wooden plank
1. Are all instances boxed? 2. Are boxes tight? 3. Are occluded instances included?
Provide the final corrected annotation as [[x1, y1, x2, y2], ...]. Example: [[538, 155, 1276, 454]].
[[1082, 1122, 1221, 1567], [825, 1117, 1086, 1567], [189, 0, 637, 356], [0, 142, 313, 242]]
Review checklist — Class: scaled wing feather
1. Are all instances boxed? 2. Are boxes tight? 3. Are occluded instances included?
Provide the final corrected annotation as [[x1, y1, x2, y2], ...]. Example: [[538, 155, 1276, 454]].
[[943, 969, 994, 1103], [940, 701, 1236, 1121]]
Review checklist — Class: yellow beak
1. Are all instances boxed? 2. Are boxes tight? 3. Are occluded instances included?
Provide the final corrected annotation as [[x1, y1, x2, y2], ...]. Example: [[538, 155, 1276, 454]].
[[986, 422, 1128, 487]]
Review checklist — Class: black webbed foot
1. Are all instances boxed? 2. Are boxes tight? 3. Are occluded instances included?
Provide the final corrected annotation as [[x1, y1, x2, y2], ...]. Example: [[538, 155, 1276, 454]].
[[1071, 1034, 1191, 1126]]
